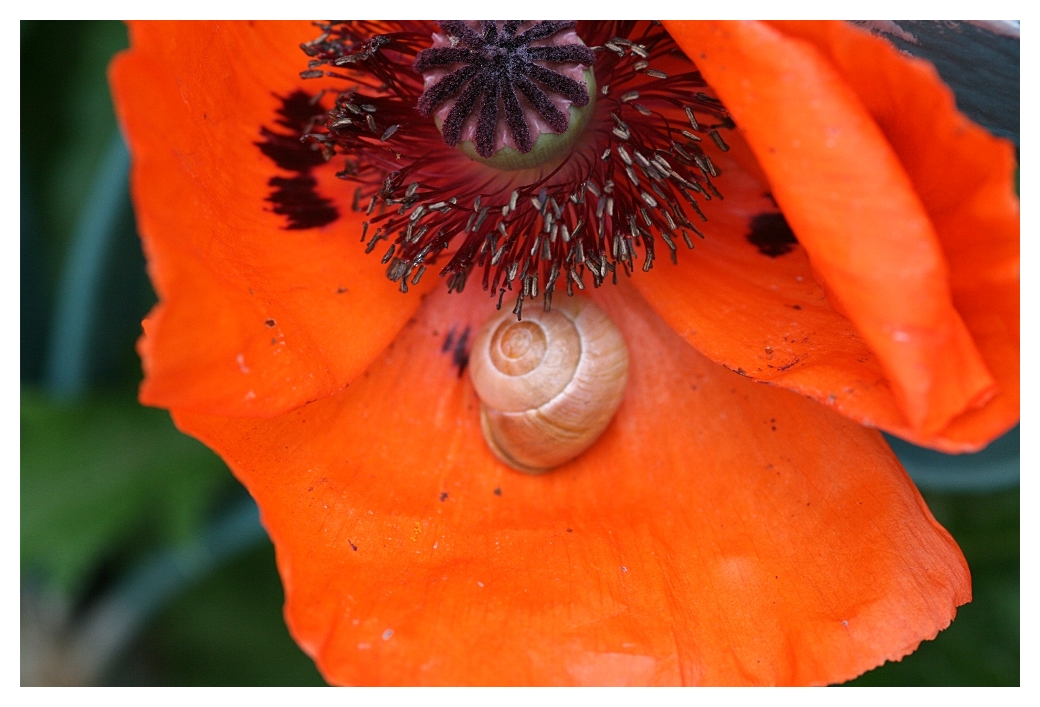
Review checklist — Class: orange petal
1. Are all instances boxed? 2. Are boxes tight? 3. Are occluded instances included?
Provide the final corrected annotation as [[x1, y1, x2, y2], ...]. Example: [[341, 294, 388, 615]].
[[664, 20, 1017, 449], [110, 21, 431, 417], [762, 20, 1020, 450], [631, 137, 916, 450], [175, 282, 969, 686]]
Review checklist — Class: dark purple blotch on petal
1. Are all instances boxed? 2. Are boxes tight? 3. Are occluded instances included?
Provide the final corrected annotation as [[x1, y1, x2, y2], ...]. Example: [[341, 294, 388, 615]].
[[747, 212, 799, 257], [257, 91, 339, 229]]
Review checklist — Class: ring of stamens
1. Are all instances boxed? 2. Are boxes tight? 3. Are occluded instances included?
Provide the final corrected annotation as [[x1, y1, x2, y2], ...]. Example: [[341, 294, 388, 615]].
[[293, 21, 734, 320]]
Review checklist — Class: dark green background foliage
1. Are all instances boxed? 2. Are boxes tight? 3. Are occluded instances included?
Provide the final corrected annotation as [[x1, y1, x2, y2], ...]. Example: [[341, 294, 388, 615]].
[[20, 20, 1018, 686], [21, 390, 230, 594]]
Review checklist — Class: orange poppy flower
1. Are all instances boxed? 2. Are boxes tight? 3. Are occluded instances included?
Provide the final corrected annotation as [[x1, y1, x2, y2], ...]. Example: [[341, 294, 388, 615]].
[[109, 20, 1018, 685]]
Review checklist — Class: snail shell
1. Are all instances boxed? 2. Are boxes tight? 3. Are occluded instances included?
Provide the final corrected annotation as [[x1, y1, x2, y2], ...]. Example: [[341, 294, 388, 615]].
[[469, 297, 629, 473]]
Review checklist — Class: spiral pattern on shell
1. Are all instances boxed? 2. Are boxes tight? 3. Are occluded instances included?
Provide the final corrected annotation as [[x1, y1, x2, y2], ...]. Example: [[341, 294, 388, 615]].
[[469, 297, 629, 473]]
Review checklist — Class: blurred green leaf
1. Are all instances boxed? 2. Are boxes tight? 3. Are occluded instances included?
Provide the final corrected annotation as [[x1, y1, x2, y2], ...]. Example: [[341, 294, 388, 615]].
[[21, 21, 130, 273], [889, 426, 1019, 493], [142, 545, 327, 686], [22, 21, 154, 388], [846, 489, 1019, 686], [21, 387, 234, 594]]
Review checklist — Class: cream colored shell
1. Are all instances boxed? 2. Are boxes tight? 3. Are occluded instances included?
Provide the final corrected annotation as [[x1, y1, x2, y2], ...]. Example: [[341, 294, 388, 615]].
[[468, 296, 629, 473]]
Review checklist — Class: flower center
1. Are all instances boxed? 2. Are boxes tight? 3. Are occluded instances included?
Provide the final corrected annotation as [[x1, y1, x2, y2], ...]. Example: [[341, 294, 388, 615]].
[[282, 21, 736, 320], [414, 21, 597, 170]]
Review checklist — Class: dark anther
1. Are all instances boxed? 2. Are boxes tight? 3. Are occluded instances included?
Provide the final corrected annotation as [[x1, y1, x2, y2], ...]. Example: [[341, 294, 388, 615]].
[[414, 21, 595, 158]]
